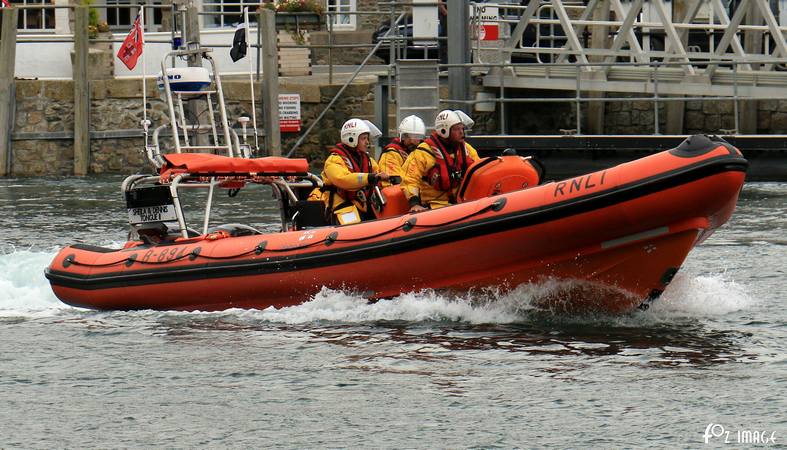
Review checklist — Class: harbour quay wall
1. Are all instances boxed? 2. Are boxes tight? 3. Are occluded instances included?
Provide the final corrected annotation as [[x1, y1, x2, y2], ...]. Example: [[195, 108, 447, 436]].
[[8, 76, 499, 176], [8, 77, 787, 177], [9, 77, 385, 176], [501, 90, 787, 135]]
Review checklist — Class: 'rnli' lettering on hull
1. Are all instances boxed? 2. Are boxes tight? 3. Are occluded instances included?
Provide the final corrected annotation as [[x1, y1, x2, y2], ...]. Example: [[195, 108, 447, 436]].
[[554, 170, 607, 197]]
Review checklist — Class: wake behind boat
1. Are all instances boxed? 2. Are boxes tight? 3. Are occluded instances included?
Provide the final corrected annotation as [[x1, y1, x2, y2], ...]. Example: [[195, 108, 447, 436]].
[[44, 47, 748, 314]]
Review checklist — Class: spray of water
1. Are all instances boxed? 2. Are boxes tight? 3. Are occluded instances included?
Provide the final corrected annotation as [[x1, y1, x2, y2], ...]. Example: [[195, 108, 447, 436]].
[[1, 250, 754, 324], [0, 249, 69, 317], [648, 272, 754, 317]]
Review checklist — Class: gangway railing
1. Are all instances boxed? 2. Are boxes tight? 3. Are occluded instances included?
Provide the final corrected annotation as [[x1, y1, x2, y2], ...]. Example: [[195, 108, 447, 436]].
[[443, 59, 787, 136], [284, 11, 408, 157], [472, 0, 787, 73]]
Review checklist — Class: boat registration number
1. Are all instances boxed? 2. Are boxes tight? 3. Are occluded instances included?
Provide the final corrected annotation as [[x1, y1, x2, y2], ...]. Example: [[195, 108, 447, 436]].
[[128, 205, 178, 224]]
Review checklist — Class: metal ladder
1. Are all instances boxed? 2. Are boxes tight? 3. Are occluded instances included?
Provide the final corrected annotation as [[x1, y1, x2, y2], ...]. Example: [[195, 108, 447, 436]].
[[395, 59, 440, 132]]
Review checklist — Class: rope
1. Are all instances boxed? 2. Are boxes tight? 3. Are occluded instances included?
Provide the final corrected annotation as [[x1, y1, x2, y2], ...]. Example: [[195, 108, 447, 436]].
[[64, 200, 502, 268], [410, 202, 498, 229]]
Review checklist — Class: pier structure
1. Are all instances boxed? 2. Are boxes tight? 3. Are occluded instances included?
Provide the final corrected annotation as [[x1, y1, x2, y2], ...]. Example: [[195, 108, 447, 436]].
[[469, 0, 787, 135], [1, 1, 787, 179]]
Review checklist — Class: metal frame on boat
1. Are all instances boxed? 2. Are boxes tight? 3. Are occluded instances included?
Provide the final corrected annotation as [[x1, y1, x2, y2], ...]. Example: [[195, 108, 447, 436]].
[[122, 167, 323, 239], [145, 47, 252, 167], [123, 44, 326, 239]]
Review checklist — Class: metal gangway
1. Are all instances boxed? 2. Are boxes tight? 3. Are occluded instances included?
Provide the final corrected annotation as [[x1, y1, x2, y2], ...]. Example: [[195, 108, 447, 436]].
[[479, 0, 787, 99]]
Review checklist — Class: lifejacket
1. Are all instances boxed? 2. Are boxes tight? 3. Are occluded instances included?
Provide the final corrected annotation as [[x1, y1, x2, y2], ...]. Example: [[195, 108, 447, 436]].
[[422, 133, 474, 192], [326, 143, 373, 205], [382, 138, 409, 160]]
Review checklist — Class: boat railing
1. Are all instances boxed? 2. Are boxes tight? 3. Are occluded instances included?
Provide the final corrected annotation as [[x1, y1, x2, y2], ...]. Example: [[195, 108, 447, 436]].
[[157, 47, 241, 161], [124, 170, 322, 238], [149, 124, 247, 169]]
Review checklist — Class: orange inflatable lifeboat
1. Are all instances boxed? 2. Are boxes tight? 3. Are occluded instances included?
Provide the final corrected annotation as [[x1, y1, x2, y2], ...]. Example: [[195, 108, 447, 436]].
[[45, 135, 747, 314]]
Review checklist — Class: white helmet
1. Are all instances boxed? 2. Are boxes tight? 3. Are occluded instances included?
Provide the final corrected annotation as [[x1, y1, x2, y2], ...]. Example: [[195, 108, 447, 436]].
[[398, 115, 426, 140], [341, 118, 381, 148], [434, 109, 475, 139]]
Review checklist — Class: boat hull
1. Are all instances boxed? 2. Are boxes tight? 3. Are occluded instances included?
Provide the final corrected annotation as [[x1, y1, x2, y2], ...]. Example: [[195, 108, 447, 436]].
[[46, 138, 747, 314]]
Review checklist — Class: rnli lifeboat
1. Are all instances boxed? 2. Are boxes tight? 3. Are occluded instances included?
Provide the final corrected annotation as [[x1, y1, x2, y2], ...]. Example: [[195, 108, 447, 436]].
[[45, 134, 747, 314]]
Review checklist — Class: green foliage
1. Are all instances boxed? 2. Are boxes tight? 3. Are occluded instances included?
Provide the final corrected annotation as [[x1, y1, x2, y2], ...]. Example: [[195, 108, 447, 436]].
[[80, 0, 99, 27], [79, 0, 108, 38], [262, 0, 324, 14]]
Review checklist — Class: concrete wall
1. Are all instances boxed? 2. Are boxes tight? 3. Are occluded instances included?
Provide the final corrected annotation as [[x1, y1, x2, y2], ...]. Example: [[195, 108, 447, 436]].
[[16, 0, 388, 80], [15, 30, 259, 80]]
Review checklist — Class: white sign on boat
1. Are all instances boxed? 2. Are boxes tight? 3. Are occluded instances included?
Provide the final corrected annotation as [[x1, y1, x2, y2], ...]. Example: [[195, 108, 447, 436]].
[[128, 205, 178, 224]]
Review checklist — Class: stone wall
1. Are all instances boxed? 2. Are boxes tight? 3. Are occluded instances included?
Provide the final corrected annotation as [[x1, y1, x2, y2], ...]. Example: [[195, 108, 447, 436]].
[[604, 97, 667, 135], [276, 77, 378, 167], [473, 88, 787, 136], [12, 74, 787, 177], [492, 90, 578, 135], [310, 30, 386, 66], [310, 0, 393, 66], [685, 100, 737, 134], [12, 81, 75, 176], [9, 76, 377, 176]]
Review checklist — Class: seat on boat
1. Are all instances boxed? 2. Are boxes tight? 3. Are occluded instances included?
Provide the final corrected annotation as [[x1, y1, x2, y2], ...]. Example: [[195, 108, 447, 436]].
[[290, 201, 328, 229], [373, 186, 410, 218], [205, 223, 262, 237]]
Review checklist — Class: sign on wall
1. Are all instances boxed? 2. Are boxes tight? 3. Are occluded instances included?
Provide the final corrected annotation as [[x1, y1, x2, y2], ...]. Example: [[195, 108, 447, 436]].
[[477, 4, 499, 41], [278, 94, 301, 133]]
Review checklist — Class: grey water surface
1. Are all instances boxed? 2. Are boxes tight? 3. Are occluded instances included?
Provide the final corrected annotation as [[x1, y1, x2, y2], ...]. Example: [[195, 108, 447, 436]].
[[0, 177, 784, 448]]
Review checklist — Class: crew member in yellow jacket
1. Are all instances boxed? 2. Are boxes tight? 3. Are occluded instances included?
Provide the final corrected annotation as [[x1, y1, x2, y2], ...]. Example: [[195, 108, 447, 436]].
[[401, 109, 479, 212], [320, 118, 390, 224], [378, 115, 426, 186]]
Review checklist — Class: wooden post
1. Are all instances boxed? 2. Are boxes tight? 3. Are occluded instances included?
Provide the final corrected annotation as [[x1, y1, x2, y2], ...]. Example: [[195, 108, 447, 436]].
[[665, 0, 687, 135], [73, 6, 90, 176], [0, 8, 18, 176], [587, 1, 609, 134], [185, 3, 201, 65], [184, 2, 208, 147], [260, 9, 280, 156]]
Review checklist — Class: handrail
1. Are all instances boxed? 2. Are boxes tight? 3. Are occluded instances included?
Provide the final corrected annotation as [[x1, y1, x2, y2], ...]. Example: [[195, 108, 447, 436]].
[[444, 58, 787, 135], [284, 11, 408, 158]]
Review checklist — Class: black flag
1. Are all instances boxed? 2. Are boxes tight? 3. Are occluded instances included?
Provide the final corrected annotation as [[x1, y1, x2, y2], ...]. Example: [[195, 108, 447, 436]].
[[230, 27, 247, 62]]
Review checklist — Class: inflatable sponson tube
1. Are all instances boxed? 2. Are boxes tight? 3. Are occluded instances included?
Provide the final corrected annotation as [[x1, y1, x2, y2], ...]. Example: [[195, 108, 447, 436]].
[[671, 134, 735, 157]]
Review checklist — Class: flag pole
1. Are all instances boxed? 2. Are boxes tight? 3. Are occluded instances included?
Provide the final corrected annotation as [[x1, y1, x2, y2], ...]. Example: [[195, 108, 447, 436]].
[[244, 7, 259, 153], [140, 5, 149, 147]]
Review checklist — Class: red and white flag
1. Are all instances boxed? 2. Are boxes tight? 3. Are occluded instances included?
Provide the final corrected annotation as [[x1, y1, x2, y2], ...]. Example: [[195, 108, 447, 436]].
[[1, 0, 12, 9], [117, 14, 144, 70]]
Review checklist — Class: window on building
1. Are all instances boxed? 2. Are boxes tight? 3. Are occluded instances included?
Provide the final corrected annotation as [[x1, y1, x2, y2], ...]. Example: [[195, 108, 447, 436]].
[[106, 0, 132, 29], [203, 0, 258, 28], [13, 0, 55, 31], [105, 1, 164, 32], [327, 0, 356, 30]]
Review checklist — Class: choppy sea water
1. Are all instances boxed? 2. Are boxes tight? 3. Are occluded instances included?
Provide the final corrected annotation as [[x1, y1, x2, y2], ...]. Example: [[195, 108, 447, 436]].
[[0, 177, 784, 448]]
